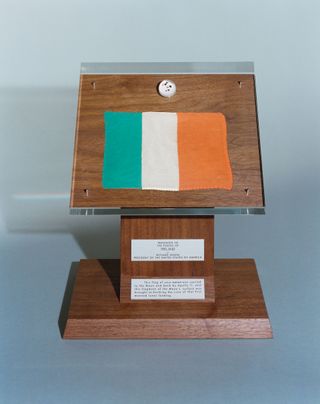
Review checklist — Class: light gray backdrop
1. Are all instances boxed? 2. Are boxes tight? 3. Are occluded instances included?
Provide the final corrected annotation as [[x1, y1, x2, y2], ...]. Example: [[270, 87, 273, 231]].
[[1, 1, 319, 403]]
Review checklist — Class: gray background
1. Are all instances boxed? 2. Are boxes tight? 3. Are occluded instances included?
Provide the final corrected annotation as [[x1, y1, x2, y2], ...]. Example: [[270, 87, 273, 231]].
[[1, 1, 319, 403]]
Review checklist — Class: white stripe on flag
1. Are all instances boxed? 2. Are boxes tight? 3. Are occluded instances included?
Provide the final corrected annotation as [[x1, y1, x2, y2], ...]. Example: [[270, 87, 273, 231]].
[[142, 112, 179, 191]]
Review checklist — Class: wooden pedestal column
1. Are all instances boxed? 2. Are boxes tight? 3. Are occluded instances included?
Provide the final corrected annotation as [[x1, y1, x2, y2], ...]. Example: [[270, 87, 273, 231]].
[[120, 216, 214, 303]]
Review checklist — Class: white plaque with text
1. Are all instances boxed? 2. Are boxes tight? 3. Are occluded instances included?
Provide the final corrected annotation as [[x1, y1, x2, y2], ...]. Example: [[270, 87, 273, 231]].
[[131, 278, 205, 300], [131, 239, 204, 261]]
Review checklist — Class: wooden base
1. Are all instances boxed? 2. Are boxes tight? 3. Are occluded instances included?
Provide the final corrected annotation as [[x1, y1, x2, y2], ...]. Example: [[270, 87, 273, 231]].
[[60, 259, 272, 339]]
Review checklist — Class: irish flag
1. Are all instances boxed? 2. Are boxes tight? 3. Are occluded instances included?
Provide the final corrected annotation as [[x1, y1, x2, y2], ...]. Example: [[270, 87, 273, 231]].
[[102, 112, 233, 191]]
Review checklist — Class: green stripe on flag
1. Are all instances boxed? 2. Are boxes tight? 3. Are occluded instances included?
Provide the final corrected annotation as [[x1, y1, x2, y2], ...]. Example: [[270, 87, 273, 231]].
[[102, 112, 142, 189]]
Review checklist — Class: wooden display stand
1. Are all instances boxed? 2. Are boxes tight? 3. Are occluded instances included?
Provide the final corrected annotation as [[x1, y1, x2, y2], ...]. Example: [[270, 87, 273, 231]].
[[61, 63, 272, 339]]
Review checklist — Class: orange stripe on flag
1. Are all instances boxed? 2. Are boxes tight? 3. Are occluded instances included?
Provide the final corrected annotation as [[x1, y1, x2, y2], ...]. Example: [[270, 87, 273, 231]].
[[177, 112, 233, 190]]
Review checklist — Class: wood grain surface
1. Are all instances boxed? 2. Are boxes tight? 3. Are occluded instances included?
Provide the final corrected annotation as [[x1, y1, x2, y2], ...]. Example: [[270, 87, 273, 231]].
[[70, 74, 264, 208], [62, 258, 272, 339], [120, 216, 214, 303]]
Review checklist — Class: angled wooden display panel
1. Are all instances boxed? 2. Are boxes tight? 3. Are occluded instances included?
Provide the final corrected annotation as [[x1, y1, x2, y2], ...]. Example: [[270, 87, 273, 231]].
[[70, 72, 264, 208]]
